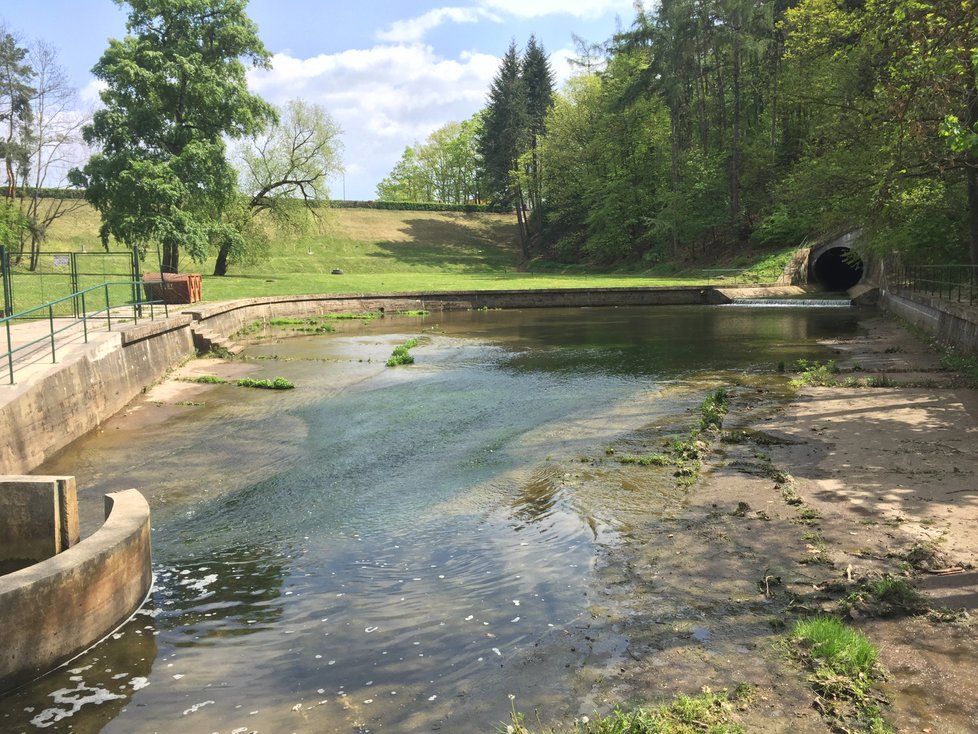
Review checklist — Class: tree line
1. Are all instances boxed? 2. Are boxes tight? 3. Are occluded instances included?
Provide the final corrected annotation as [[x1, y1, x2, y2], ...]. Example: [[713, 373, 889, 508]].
[[380, 0, 978, 267], [2, 0, 343, 276]]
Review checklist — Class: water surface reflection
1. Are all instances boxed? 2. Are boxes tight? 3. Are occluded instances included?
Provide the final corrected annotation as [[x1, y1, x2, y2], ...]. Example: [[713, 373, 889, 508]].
[[0, 305, 863, 732]]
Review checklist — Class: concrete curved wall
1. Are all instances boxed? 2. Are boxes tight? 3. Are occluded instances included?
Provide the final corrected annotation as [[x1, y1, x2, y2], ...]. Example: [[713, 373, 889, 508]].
[[185, 287, 729, 343], [0, 489, 152, 694], [808, 232, 865, 290]]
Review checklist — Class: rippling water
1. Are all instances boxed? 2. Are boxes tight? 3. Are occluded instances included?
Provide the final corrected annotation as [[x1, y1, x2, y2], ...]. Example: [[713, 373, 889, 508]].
[[0, 305, 863, 732]]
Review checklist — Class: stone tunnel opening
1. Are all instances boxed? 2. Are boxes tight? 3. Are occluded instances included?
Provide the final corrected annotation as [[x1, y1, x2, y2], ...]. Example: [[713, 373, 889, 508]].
[[811, 247, 864, 291]]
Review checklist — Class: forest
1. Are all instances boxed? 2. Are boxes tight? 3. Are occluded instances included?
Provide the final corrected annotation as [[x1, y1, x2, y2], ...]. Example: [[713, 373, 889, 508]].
[[378, 0, 978, 268]]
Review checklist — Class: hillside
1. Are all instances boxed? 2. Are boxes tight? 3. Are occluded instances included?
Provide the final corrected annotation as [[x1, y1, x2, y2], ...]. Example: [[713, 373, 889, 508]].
[[27, 203, 732, 301]]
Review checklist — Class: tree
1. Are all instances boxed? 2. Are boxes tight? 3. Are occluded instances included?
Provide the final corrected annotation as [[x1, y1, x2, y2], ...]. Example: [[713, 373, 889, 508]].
[[478, 40, 527, 230], [16, 40, 89, 270], [519, 35, 555, 237], [0, 26, 34, 203], [377, 145, 431, 202], [478, 38, 556, 258], [216, 99, 343, 275], [70, 0, 275, 273]]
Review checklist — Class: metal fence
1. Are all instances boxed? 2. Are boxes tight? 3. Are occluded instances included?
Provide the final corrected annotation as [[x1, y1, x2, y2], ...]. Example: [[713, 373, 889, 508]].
[[0, 246, 10, 317], [1, 280, 168, 384], [890, 264, 978, 306], [3, 249, 141, 318]]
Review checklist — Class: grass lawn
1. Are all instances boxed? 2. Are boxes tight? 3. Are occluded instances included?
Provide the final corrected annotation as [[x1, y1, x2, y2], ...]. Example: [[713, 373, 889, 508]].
[[24, 203, 793, 303]]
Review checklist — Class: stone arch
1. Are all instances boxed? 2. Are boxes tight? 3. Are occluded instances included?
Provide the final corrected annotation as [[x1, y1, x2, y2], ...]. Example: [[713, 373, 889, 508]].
[[808, 232, 864, 290]]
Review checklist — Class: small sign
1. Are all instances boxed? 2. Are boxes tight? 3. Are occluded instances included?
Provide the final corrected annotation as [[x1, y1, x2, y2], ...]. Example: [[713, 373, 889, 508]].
[[53, 255, 70, 267]]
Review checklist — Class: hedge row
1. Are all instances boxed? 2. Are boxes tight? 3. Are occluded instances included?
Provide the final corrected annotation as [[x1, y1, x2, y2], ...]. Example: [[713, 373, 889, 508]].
[[330, 200, 513, 213], [17, 189, 514, 214], [17, 187, 87, 200]]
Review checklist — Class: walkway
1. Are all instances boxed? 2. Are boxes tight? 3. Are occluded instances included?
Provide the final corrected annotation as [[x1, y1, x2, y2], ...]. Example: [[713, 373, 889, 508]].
[[1, 317, 124, 395]]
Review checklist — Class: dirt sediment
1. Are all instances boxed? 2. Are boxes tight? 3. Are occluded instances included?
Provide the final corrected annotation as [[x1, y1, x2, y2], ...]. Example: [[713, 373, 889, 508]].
[[582, 313, 978, 732]]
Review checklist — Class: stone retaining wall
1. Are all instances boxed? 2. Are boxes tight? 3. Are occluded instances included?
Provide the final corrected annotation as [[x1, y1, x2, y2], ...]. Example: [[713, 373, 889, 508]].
[[0, 489, 152, 693], [880, 287, 978, 354], [185, 287, 728, 340], [0, 316, 194, 475]]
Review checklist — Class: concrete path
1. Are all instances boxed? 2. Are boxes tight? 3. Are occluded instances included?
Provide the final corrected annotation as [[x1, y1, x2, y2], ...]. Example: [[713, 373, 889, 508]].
[[0, 316, 124, 395]]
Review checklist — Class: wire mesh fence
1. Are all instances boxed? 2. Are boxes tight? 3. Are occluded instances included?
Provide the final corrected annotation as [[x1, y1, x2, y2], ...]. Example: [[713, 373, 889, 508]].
[[5, 251, 140, 317]]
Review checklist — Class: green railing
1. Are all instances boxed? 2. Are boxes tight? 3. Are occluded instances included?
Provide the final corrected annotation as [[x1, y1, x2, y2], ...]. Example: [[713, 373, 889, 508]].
[[2, 280, 168, 385]]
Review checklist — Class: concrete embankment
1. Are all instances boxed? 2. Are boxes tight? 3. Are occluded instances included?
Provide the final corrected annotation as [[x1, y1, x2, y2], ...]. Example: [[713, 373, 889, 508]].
[[880, 286, 978, 354], [0, 488, 152, 693], [0, 316, 195, 475], [185, 286, 728, 349], [3, 282, 973, 478]]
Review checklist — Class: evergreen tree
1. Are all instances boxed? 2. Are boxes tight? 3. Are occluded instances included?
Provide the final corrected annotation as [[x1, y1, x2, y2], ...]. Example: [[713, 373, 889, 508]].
[[477, 41, 527, 212], [0, 28, 34, 202], [520, 35, 555, 236]]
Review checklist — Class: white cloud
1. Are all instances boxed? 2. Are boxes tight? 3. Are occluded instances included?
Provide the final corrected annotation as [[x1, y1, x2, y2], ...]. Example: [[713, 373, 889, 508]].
[[248, 46, 499, 198], [480, 0, 634, 19], [80, 79, 107, 105], [376, 7, 498, 43], [376, 1, 633, 45]]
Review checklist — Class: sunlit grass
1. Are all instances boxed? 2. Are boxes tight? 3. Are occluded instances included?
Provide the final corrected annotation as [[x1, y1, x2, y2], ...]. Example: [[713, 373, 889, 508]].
[[29, 200, 790, 303]]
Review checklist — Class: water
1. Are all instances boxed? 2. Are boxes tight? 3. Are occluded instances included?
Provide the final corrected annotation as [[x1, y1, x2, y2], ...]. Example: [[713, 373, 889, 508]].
[[0, 305, 864, 733], [723, 298, 852, 308]]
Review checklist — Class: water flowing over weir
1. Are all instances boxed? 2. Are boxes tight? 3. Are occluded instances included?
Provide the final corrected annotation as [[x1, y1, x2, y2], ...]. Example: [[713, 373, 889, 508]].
[[722, 297, 853, 308], [0, 305, 867, 733]]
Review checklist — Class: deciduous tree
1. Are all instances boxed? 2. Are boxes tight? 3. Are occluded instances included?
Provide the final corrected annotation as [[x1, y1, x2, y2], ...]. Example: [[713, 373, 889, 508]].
[[215, 99, 343, 275], [70, 0, 275, 273]]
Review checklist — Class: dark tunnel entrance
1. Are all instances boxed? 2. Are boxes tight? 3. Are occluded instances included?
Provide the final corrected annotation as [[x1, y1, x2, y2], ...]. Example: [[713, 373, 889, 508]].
[[811, 247, 864, 290]]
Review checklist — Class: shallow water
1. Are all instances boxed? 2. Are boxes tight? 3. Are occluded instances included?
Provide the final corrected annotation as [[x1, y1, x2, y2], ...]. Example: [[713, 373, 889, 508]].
[[0, 305, 864, 733]]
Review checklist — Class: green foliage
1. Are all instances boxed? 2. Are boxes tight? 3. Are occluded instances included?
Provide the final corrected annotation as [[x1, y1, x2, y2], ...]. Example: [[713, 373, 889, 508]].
[[789, 616, 893, 731], [841, 577, 929, 617], [619, 453, 671, 467], [184, 374, 228, 384], [699, 387, 729, 431], [377, 116, 483, 205], [331, 200, 510, 213], [791, 616, 879, 689], [71, 0, 276, 272], [751, 207, 812, 247], [940, 346, 978, 386], [235, 376, 294, 389], [386, 338, 419, 367], [507, 689, 746, 733], [0, 201, 27, 245], [791, 359, 839, 387]]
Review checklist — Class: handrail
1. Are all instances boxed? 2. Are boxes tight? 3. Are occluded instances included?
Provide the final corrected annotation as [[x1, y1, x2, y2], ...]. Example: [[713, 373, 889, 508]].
[[1, 280, 168, 385], [892, 264, 978, 306], [702, 268, 754, 285]]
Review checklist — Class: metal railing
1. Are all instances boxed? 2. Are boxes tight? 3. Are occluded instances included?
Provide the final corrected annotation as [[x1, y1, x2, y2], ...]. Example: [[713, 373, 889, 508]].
[[2, 280, 168, 385], [702, 268, 762, 285], [890, 264, 978, 306]]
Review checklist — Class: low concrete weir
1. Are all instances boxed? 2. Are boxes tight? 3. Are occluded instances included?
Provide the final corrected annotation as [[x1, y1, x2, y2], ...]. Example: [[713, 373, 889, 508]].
[[0, 489, 152, 694], [185, 286, 729, 345]]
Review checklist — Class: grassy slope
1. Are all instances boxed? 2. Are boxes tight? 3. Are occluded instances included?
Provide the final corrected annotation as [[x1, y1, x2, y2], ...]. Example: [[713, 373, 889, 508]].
[[38, 203, 794, 302]]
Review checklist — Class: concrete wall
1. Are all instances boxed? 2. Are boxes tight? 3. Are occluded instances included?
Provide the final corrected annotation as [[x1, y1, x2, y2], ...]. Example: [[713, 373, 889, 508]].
[[0, 316, 194, 475], [0, 489, 152, 694], [186, 287, 729, 340], [880, 287, 978, 355], [0, 477, 79, 574]]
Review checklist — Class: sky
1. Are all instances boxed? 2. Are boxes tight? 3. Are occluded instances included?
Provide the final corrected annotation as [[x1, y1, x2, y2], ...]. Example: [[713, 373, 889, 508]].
[[1, 1, 637, 200]]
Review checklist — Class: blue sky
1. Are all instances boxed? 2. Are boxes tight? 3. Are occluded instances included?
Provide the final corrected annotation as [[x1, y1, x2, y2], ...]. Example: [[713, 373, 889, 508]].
[[1, 1, 636, 199]]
